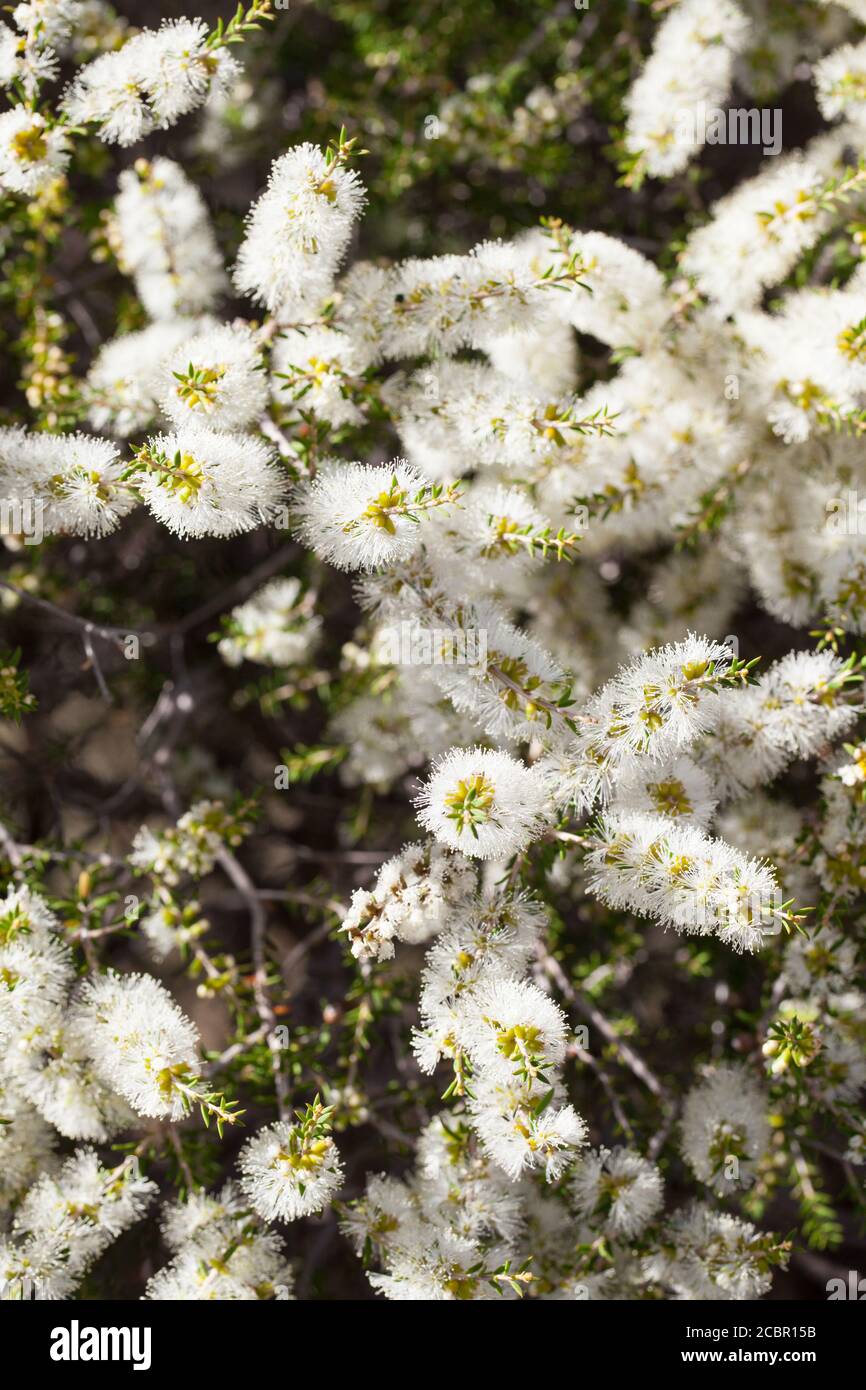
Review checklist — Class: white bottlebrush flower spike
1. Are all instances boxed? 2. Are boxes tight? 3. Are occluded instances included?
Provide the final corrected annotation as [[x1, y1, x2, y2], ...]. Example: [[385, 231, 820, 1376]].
[[271, 324, 370, 428], [415, 747, 549, 859], [680, 1065, 770, 1195], [239, 1101, 343, 1223], [217, 576, 321, 669], [459, 975, 570, 1087], [68, 971, 202, 1120], [63, 19, 240, 145], [0, 108, 68, 193], [233, 142, 366, 316], [145, 1182, 295, 1301], [134, 428, 286, 537], [571, 1147, 664, 1237], [110, 157, 227, 319], [587, 811, 785, 953], [623, 0, 750, 180], [0, 428, 138, 537], [86, 319, 213, 437], [162, 323, 267, 433], [470, 1077, 588, 1181], [652, 1204, 780, 1300], [293, 460, 456, 572]]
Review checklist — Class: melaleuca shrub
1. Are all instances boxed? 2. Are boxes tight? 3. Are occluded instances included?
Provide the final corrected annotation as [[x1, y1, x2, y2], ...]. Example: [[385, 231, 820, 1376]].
[[0, 0, 864, 1303]]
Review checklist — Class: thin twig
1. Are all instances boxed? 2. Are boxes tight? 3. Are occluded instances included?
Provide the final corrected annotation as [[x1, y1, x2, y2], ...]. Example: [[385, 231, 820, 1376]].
[[216, 846, 289, 1120], [539, 943, 675, 1158], [166, 1126, 196, 1192], [82, 629, 114, 703]]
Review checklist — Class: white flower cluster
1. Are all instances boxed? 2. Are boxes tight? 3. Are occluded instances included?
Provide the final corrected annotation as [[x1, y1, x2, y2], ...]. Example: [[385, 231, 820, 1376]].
[[338, 838, 589, 1188], [0, 1151, 155, 1300], [294, 459, 455, 572], [0, 882, 243, 1188], [63, 19, 240, 146], [0, 427, 135, 537], [217, 576, 321, 669], [3, 0, 865, 1305], [586, 812, 785, 954], [341, 839, 477, 962], [342, 1113, 785, 1300], [146, 1183, 294, 1300], [647, 1204, 783, 1300], [86, 319, 214, 438], [0, 107, 69, 193], [162, 323, 267, 433], [416, 748, 550, 861], [3, 356, 287, 543], [695, 651, 863, 799], [624, 0, 751, 178], [571, 1146, 664, 1239], [272, 324, 373, 428], [110, 158, 227, 321], [130, 799, 255, 886], [1, 887, 134, 1144], [0, 5, 69, 101], [238, 1100, 344, 1223], [132, 428, 286, 539], [69, 971, 202, 1121], [340, 1117, 529, 1300], [680, 1066, 771, 1194], [681, 132, 850, 312], [567, 636, 742, 785], [233, 142, 367, 316]]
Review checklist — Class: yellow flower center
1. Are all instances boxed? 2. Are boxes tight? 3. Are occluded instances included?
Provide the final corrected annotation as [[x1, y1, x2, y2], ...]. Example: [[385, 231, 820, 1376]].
[[444, 772, 496, 834], [12, 125, 48, 163]]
